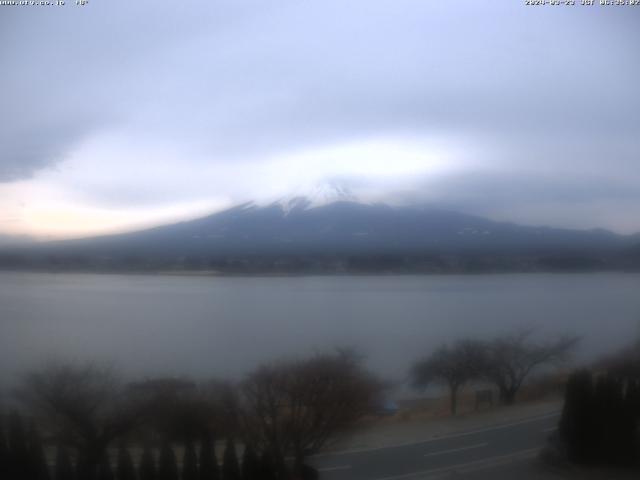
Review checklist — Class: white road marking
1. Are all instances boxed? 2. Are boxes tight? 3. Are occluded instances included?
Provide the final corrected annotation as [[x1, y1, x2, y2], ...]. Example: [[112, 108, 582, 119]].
[[318, 465, 352, 472], [372, 447, 540, 480], [542, 426, 557, 433], [424, 442, 488, 457], [312, 411, 560, 458]]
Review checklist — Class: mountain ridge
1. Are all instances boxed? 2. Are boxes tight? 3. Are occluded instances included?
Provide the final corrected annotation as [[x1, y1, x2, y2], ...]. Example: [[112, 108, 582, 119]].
[[1, 197, 639, 273]]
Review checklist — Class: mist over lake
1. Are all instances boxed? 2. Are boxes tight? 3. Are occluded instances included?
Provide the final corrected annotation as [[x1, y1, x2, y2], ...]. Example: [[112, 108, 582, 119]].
[[0, 272, 638, 388]]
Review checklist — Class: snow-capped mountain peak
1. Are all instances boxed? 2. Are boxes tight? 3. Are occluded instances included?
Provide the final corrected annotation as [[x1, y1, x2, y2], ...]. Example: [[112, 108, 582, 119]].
[[269, 182, 359, 214]]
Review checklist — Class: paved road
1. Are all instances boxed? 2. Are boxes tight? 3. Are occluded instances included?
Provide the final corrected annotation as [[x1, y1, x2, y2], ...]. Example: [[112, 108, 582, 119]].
[[311, 412, 560, 480]]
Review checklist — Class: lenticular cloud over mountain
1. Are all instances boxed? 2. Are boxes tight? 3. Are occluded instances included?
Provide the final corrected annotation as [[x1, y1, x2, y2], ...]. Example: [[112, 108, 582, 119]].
[[1, 1, 640, 238]]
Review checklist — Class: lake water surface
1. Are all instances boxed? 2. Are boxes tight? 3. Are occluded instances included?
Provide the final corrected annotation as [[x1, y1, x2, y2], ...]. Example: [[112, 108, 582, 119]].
[[1, 272, 639, 387]]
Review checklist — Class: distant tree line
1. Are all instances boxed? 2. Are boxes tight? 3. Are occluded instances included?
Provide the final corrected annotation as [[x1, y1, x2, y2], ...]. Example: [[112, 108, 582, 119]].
[[0, 250, 632, 274], [410, 329, 578, 415], [0, 351, 382, 480]]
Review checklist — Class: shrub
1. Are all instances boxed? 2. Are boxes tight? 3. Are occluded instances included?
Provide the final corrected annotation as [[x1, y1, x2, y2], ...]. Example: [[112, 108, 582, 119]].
[[222, 439, 240, 480], [139, 445, 157, 480], [116, 445, 136, 480], [198, 435, 219, 480], [182, 441, 198, 480], [157, 442, 179, 480], [559, 370, 639, 466]]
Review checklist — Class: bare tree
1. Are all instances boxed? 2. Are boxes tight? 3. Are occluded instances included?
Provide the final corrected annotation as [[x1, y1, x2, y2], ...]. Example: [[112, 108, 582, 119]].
[[239, 350, 382, 476], [127, 377, 237, 442], [480, 329, 579, 405], [18, 363, 146, 480], [411, 340, 484, 415]]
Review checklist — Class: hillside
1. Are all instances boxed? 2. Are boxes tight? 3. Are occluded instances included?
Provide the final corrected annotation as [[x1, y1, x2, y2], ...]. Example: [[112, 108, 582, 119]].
[[0, 197, 637, 274]]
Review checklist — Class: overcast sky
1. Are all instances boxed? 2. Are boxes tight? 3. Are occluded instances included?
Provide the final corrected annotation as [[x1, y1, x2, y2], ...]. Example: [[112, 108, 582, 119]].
[[1, 0, 639, 239]]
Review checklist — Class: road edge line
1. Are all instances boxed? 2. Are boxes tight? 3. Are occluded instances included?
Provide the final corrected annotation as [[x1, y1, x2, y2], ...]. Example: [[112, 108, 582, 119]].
[[312, 411, 559, 458], [371, 447, 541, 480]]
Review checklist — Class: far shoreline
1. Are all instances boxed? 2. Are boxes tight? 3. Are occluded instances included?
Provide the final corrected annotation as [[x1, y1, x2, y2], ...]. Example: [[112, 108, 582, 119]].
[[0, 267, 638, 278]]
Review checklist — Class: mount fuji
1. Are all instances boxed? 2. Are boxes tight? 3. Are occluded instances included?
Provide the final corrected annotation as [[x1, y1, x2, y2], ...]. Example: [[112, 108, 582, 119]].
[[1, 183, 638, 272]]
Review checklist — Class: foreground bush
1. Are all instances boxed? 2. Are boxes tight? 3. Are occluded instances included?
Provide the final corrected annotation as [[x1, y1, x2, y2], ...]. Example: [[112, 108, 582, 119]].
[[559, 369, 640, 466]]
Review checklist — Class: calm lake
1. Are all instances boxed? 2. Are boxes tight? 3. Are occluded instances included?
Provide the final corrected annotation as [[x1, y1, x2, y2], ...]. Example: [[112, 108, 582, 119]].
[[1, 272, 639, 387]]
